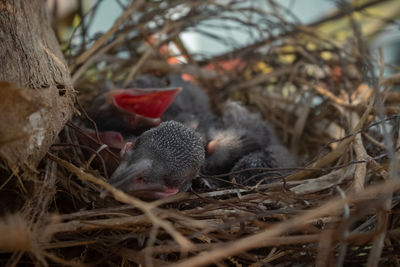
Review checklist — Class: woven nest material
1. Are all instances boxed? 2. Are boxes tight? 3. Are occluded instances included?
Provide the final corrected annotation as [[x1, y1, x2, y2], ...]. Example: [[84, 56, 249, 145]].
[[1, 1, 400, 266]]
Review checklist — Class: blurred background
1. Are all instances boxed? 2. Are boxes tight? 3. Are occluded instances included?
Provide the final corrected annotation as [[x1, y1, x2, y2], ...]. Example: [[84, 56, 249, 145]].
[[48, 0, 400, 75]]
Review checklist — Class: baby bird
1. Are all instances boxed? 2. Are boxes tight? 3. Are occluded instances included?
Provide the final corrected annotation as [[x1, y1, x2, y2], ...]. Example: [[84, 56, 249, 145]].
[[88, 78, 180, 136], [202, 101, 296, 187], [109, 121, 205, 199]]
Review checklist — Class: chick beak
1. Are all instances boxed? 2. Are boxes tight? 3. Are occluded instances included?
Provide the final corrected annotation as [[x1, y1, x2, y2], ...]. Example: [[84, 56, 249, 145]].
[[109, 158, 179, 199], [109, 159, 152, 188]]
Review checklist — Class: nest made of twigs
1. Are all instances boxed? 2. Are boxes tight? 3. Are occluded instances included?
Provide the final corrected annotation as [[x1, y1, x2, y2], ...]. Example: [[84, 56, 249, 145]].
[[1, 1, 400, 266]]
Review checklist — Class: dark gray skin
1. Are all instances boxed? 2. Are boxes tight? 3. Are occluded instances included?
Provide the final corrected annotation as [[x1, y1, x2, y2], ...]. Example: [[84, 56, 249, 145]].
[[127, 74, 166, 88], [109, 121, 205, 199], [230, 144, 296, 186]]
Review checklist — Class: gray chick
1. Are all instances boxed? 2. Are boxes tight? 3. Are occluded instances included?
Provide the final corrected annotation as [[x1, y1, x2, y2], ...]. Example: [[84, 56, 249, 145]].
[[109, 121, 205, 199], [203, 101, 275, 175], [202, 101, 296, 188], [88, 75, 179, 136]]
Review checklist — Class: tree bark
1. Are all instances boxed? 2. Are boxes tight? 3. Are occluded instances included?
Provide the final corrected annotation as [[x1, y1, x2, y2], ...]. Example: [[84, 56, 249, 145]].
[[0, 0, 74, 171]]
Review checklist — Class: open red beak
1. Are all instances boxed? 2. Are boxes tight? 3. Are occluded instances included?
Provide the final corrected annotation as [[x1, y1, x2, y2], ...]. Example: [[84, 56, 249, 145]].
[[112, 87, 181, 118]]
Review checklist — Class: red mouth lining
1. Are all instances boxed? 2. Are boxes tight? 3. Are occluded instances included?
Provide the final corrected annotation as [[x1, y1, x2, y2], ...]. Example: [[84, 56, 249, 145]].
[[113, 88, 181, 118]]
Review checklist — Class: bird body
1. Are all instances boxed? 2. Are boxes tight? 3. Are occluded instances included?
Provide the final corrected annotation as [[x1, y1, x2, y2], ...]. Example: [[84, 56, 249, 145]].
[[230, 144, 296, 186]]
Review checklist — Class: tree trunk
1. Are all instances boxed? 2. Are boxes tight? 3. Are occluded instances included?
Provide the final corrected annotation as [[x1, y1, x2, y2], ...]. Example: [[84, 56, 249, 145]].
[[0, 0, 74, 171]]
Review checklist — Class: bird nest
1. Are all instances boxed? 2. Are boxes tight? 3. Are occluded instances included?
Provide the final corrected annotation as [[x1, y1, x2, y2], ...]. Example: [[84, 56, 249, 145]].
[[1, 1, 400, 266]]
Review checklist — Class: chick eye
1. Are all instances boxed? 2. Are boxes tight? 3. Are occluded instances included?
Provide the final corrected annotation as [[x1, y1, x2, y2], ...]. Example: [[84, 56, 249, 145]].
[[135, 177, 144, 184]]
